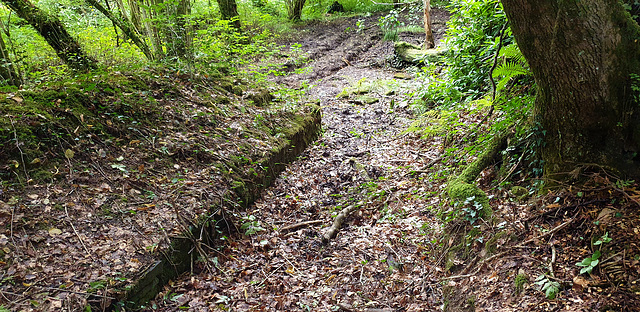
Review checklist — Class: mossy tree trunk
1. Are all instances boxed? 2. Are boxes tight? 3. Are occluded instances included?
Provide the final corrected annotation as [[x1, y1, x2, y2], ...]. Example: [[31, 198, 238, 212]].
[[216, 0, 241, 29], [501, 0, 640, 179], [1, 0, 96, 70]]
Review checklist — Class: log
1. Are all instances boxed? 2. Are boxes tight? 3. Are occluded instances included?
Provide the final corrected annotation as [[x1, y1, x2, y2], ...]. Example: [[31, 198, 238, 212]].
[[393, 41, 445, 64]]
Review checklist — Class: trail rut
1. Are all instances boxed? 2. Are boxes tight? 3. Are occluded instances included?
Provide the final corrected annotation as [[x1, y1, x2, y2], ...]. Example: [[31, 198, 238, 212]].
[[152, 10, 451, 311]]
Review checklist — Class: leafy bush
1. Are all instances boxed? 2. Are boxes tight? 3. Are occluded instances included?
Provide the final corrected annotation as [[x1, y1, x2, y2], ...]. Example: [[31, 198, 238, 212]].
[[414, 0, 511, 109]]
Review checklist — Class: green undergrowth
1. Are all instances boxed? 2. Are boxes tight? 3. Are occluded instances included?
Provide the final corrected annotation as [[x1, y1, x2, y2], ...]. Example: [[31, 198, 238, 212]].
[[0, 63, 310, 188]]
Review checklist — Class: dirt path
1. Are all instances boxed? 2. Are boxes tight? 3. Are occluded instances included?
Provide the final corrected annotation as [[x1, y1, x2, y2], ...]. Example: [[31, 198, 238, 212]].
[[152, 10, 451, 311]]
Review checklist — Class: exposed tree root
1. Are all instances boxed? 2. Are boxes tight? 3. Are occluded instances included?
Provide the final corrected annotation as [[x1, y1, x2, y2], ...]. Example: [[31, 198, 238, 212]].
[[447, 132, 510, 215]]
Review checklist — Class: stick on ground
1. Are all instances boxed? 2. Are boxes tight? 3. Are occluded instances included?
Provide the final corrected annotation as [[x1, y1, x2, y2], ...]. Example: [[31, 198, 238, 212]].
[[322, 205, 358, 245]]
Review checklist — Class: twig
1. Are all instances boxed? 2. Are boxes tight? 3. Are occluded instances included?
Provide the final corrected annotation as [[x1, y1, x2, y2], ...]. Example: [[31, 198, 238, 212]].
[[440, 251, 509, 280], [489, 22, 509, 104], [337, 302, 356, 312], [443, 214, 578, 281], [10, 203, 19, 256], [42, 286, 116, 300], [406, 155, 442, 175], [498, 141, 531, 184], [515, 212, 579, 247], [257, 263, 286, 287], [521, 199, 605, 224], [278, 220, 323, 233], [9, 116, 29, 181], [65, 203, 92, 258], [549, 245, 556, 278]]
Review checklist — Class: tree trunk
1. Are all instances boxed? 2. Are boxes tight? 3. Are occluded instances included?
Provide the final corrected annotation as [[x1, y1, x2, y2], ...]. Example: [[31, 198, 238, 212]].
[[143, 0, 164, 58], [286, 0, 306, 21], [85, 0, 154, 60], [217, 0, 241, 29], [500, 0, 640, 178], [1, 0, 96, 70], [0, 33, 20, 86], [423, 0, 434, 48]]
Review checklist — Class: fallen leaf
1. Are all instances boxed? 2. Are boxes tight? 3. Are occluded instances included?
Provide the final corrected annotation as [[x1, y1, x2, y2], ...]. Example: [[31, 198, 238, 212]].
[[48, 228, 63, 236], [64, 149, 74, 159]]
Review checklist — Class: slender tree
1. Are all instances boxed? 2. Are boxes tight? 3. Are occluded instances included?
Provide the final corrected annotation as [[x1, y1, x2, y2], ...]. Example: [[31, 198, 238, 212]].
[[85, 0, 154, 60], [500, 0, 640, 178], [0, 33, 20, 86], [1, 0, 96, 70], [164, 0, 192, 58], [423, 0, 434, 48]]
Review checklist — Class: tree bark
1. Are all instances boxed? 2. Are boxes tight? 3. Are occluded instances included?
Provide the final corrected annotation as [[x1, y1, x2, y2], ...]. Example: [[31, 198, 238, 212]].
[[85, 0, 154, 60], [217, 0, 241, 28], [423, 0, 434, 48], [166, 0, 192, 58], [501, 0, 640, 178], [1, 0, 96, 70], [286, 0, 306, 21]]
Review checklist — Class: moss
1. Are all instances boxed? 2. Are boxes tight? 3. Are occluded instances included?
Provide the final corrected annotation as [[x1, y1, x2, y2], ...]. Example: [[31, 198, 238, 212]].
[[447, 180, 491, 218], [510, 186, 529, 201], [484, 230, 507, 255], [446, 132, 509, 218], [514, 273, 528, 294]]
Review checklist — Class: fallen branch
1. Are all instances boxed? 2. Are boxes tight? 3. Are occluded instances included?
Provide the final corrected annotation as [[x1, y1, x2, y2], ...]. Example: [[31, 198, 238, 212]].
[[279, 220, 323, 234], [322, 205, 358, 245]]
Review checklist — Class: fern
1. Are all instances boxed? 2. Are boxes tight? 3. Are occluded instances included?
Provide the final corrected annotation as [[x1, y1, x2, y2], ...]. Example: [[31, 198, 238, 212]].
[[492, 43, 531, 93], [499, 44, 526, 64], [493, 61, 529, 78]]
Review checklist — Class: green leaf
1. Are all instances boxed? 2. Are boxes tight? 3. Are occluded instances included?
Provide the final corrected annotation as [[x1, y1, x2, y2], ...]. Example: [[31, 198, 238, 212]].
[[545, 284, 558, 299]]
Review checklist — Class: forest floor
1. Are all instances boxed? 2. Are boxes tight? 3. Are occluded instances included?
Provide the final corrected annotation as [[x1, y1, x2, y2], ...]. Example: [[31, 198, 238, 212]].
[[149, 9, 453, 311], [148, 9, 640, 312], [2, 7, 640, 312]]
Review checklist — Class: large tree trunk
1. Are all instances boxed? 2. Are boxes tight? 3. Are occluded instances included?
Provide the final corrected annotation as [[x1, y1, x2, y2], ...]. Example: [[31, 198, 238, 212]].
[[1, 0, 96, 70], [217, 0, 241, 29], [500, 0, 640, 178]]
